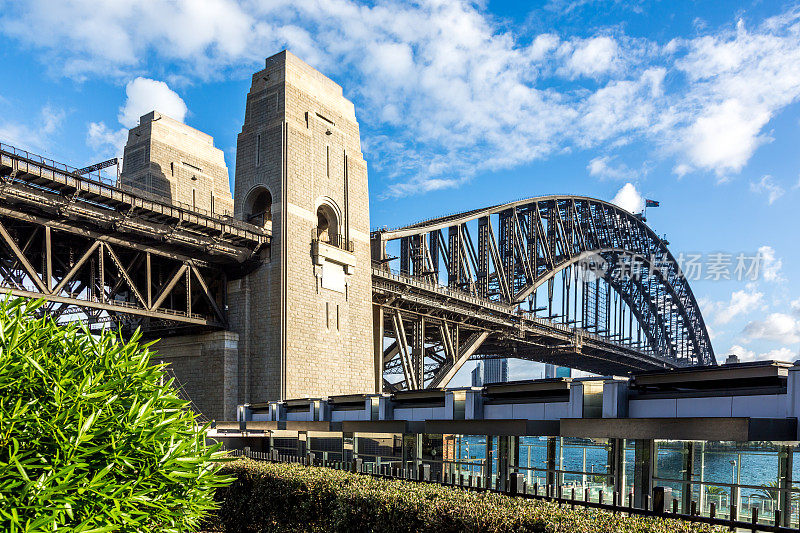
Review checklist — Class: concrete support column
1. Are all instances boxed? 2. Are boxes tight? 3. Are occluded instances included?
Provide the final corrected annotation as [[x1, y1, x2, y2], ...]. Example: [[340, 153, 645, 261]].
[[787, 363, 800, 437], [373, 305, 384, 393], [633, 439, 655, 509], [484, 435, 494, 489], [403, 433, 422, 477], [152, 330, 239, 420], [602, 379, 629, 418], [465, 389, 483, 419], [378, 396, 393, 420], [497, 435, 512, 491], [511, 436, 519, 488], [557, 437, 564, 490], [609, 438, 626, 496], [698, 442, 706, 513], [270, 401, 286, 421]]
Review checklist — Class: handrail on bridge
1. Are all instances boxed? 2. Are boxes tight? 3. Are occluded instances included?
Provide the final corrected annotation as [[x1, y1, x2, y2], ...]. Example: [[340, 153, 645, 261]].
[[372, 264, 658, 359], [0, 141, 266, 237]]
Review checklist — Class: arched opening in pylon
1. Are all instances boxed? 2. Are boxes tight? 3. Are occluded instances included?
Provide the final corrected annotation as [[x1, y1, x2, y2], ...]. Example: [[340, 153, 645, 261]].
[[244, 187, 272, 227]]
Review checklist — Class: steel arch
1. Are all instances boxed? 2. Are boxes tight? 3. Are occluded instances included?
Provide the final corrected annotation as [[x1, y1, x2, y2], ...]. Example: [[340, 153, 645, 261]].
[[373, 195, 715, 386]]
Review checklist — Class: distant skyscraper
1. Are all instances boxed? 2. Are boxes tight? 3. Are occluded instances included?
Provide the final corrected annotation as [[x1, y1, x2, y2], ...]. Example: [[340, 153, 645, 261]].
[[483, 358, 508, 384], [471, 364, 483, 387], [545, 364, 572, 379]]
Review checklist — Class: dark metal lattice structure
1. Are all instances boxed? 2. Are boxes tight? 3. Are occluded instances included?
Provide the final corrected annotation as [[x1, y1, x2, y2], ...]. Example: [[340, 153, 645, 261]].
[[372, 196, 714, 390], [0, 144, 268, 335], [0, 143, 714, 389]]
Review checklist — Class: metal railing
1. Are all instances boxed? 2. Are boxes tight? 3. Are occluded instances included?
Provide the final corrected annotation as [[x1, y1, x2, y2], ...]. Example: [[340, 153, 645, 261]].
[[372, 264, 655, 359], [227, 448, 799, 532], [0, 142, 263, 236], [312, 228, 354, 252]]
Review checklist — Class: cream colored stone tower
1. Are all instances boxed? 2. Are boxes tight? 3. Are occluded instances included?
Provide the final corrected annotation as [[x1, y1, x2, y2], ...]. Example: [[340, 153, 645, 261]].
[[119, 111, 234, 215], [229, 51, 374, 402]]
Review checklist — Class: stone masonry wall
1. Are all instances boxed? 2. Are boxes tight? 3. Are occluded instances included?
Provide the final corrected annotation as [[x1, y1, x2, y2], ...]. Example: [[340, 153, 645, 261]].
[[152, 330, 239, 421], [119, 111, 234, 215], [230, 51, 374, 404]]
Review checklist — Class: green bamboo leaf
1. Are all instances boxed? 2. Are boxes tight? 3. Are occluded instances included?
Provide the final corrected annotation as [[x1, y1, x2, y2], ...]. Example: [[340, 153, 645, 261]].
[[0, 296, 227, 530]]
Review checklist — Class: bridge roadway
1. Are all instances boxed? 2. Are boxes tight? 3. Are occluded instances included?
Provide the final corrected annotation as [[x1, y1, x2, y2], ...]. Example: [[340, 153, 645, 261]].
[[373, 266, 677, 379], [370, 191, 715, 388], [0, 143, 268, 329]]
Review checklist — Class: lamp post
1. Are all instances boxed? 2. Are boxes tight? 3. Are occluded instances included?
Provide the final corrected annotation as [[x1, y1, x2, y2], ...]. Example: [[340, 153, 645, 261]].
[[730, 459, 739, 521]]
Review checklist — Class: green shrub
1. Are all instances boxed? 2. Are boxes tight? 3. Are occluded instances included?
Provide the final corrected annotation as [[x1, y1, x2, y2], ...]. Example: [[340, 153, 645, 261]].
[[0, 297, 230, 532], [212, 458, 724, 533]]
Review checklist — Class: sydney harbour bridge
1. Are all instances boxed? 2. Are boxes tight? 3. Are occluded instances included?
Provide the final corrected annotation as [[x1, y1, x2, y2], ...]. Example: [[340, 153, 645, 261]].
[[0, 50, 715, 411], [372, 196, 714, 391], [0, 143, 713, 390]]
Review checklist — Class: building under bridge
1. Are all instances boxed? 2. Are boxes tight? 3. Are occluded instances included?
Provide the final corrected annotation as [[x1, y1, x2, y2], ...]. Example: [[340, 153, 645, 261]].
[[214, 360, 800, 528]]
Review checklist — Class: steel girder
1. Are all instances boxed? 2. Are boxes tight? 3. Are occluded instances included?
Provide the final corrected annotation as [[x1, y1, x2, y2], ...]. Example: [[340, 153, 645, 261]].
[[373, 266, 678, 390], [0, 145, 269, 261], [0, 143, 269, 335], [0, 214, 228, 334], [373, 196, 714, 389]]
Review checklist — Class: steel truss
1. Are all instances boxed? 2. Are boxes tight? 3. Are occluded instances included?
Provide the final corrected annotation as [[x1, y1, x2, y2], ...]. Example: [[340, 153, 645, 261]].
[[372, 196, 714, 390], [0, 143, 266, 335], [0, 215, 227, 332]]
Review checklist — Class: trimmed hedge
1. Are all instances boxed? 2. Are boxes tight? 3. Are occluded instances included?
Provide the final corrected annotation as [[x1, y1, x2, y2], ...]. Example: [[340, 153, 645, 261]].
[[209, 458, 723, 533]]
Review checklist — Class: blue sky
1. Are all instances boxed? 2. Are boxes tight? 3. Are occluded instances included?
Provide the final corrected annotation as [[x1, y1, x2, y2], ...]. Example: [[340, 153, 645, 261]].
[[1, 0, 800, 378]]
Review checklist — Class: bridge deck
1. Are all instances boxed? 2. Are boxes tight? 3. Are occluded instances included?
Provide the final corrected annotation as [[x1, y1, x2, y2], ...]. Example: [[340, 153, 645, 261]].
[[0, 144, 269, 331], [373, 267, 682, 377], [0, 143, 269, 264]]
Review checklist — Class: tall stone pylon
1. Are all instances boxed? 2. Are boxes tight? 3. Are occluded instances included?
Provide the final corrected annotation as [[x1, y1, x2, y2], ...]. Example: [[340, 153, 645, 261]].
[[230, 51, 375, 402]]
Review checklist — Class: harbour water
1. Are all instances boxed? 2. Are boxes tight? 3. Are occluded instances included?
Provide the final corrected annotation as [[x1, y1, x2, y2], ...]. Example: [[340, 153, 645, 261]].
[[452, 436, 799, 502]]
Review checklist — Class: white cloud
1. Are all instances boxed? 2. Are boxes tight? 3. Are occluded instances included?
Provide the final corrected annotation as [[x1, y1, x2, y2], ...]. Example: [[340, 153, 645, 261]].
[[742, 312, 800, 344], [0, 0, 254, 79], [587, 155, 635, 180], [41, 105, 66, 134], [667, 14, 800, 178], [611, 182, 644, 213], [727, 344, 756, 362], [681, 99, 769, 176], [750, 175, 785, 205], [673, 163, 692, 178], [727, 344, 796, 362], [86, 122, 128, 158], [761, 347, 797, 361], [545, 0, 646, 15], [561, 36, 620, 78], [118, 77, 187, 128], [5, 3, 800, 195], [87, 77, 187, 158], [0, 103, 66, 153], [708, 285, 764, 326], [577, 68, 665, 148], [758, 245, 784, 282]]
